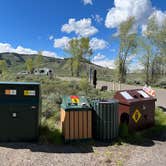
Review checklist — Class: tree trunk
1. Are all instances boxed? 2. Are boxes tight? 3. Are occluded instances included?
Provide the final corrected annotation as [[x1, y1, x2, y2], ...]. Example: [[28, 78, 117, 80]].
[[70, 59, 74, 76]]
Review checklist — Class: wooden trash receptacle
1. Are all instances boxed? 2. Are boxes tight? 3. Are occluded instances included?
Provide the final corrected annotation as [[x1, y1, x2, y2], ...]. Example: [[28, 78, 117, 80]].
[[61, 96, 92, 142]]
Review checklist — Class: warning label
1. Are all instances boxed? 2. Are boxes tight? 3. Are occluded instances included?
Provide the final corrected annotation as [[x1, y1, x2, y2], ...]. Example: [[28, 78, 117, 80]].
[[132, 109, 142, 123]]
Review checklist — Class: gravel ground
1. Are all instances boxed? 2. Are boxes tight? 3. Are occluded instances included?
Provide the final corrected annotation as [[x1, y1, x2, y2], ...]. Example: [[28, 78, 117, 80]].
[[0, 133, 166, 166]]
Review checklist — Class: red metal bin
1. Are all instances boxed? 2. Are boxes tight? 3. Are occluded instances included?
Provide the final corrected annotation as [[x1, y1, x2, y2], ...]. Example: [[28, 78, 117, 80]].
[[114, 89, 157, 131]]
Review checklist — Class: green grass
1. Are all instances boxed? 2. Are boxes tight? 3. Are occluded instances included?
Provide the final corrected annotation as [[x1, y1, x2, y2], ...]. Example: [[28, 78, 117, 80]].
[[40, 115, 62, 145]]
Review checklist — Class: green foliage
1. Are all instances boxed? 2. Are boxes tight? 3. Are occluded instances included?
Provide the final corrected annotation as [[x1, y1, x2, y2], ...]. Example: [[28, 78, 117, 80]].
[[143, 16, 166, 82], [40, 115, 62, 144], [155, 78, 166, 89], [137, 36, 154, 84], [0, 60, 7, 75], [119, 123, 129, 138], [25, 58, 33, 73], [34, 51, 43, 69], [79, 78, 89, 94], [68, 37, 92, 77], [116, 17, 137, 83]]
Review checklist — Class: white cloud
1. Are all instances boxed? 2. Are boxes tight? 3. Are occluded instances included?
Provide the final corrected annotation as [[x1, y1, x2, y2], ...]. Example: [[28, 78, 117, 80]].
[[15, 46, 38, 54], [90, 38, 108, 50], [129, 62, 144, 72], [54, 36, 70, 49], [127, 54, 136, 62], [0, 43, 37, 54], [93, 53, 105, 61], [149, 10, 166, 27], [92, 53, 115, 69], [61, 18, 98, 37], [105, 0, 153, 29], [54, 36, 107, 51], [92, 14, 103, 23], [83, 0, 93, 5], [142, 10, 166, 35], [49, 35, 54, 41], [0, 42, 61, 58], [93, 59, 116, 69], [0, 43, 14, 53], [41, 51, 63, 59]]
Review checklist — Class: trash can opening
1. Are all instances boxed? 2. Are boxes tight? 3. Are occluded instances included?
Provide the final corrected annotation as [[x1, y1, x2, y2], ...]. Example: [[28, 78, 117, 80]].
[[120, 113, 129, 125]]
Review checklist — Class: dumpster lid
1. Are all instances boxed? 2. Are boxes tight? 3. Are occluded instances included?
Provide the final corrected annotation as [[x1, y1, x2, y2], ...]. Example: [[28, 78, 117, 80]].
[[114, 89, 156, 105], [91, 99, 119, 104], [0, 81, 40, 85], [61, 95, 91, 110]]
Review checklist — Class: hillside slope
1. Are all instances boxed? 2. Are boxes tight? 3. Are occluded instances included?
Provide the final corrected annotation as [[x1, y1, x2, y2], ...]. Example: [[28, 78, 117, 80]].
[[0, 52, 113, 78]]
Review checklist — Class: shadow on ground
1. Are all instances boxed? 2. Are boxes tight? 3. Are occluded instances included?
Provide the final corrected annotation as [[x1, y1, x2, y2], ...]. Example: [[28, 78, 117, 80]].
[[0, 142, 94, 153], [0, 128, 166, 154]]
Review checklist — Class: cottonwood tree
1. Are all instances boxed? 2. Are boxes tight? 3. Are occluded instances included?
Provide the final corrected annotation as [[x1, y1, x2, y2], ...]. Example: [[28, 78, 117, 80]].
[[138, 37, 154, 84], [116, 17, 137, 83], [143, 16, 166, 81], [34, 51, 43, 69], [68, 37, 92, 77], [25, 58, 33, 73]]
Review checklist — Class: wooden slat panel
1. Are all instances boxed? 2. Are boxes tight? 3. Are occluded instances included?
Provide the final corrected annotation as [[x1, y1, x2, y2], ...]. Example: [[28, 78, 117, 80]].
[[69, 111, 74, 140], [64, 112, 70, 140], [87, 111, 92, 138], [83, 111, 88, 138], [78, 111, 83, 139], [74, 111, 79, 139], [61, 109, 65, 135]]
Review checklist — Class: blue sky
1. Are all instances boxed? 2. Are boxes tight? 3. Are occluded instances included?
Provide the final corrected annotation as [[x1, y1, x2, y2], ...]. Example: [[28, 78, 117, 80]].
[[0, 0, 165, 68]]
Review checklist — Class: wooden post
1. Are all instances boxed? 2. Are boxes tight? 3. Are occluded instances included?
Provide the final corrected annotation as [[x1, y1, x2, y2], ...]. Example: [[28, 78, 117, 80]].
[[118, 81, 121, 90], [113, 82, 115, 91]]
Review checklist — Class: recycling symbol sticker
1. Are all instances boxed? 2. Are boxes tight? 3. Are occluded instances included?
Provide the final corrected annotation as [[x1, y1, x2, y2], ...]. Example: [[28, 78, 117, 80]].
[[70, 95, 80, 104], [132, 109, 142, 123]]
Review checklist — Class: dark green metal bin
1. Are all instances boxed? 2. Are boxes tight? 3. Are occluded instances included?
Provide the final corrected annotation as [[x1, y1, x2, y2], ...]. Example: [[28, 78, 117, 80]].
[[0, 82, 41, 142], [91, 99, 119, 141]]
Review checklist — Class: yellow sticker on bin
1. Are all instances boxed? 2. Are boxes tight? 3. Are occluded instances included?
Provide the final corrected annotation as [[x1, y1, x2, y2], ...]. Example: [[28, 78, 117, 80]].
[[24, 90, 36, 96], [132, 109, 142, 123]]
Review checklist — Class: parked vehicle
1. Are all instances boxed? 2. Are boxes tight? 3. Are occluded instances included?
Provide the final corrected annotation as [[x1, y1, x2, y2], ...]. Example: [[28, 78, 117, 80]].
[[34, 68, 53, 76]]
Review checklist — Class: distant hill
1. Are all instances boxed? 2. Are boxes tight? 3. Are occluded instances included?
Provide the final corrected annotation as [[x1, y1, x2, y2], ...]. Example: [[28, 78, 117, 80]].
[[0, 52, 114, 79]]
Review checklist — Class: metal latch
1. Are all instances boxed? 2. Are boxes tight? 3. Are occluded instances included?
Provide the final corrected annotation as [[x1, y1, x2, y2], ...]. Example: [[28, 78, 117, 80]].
[[31, 106, 37, 109], [12, 113, 17, 118]]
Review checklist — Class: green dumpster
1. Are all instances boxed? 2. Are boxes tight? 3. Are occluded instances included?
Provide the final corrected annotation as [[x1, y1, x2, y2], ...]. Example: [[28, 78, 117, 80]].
[[91, 99, 119, 141], [0, 82, 41, 142]]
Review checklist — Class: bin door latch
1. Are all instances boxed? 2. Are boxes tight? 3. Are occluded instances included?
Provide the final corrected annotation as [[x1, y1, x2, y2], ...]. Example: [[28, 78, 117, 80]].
[[31, 106, 37, 110], [12, 113, 17, 118]]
